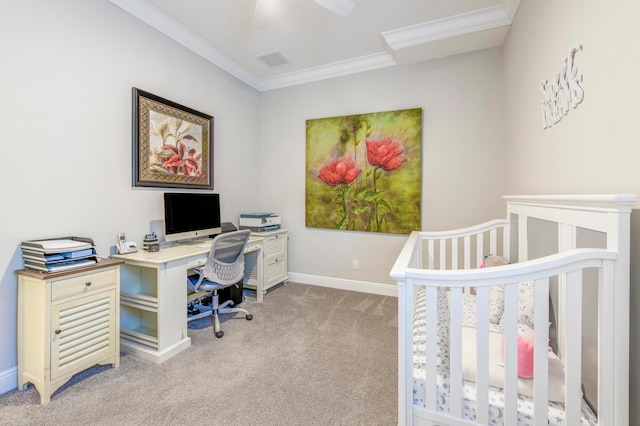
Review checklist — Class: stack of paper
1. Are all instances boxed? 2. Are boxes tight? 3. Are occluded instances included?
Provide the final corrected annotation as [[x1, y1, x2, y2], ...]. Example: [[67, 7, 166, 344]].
[[21, 237, 98, 272]]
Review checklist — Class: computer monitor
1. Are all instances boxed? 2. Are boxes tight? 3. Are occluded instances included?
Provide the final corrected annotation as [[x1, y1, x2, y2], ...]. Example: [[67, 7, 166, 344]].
[[163, 192, 222, 243]]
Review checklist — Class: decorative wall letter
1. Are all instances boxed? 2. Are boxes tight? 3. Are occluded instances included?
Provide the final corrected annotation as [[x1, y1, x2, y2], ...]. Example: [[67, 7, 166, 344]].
[[541, 45, 584, 129]]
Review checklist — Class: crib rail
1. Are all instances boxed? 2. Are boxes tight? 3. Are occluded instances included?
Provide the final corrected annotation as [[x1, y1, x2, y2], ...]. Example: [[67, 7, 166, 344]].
[[416, 219, 510, 271], [393, 232, 617, 426]]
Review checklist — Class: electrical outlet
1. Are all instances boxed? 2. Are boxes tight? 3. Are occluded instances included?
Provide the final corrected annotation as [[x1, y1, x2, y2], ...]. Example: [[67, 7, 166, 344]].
[[352, 260, 359, 270]]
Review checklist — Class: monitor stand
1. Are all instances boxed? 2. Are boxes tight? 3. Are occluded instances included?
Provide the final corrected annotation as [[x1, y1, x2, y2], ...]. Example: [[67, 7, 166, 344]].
[[177, 237, 210, 246]]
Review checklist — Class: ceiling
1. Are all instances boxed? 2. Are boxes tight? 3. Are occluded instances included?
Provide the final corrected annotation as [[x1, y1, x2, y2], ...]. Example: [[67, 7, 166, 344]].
[[109, 0, 521, 92]]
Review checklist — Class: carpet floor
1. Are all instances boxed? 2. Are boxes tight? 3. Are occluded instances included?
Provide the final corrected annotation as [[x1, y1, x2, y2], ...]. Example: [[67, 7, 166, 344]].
[[0, 282, 398, 426]]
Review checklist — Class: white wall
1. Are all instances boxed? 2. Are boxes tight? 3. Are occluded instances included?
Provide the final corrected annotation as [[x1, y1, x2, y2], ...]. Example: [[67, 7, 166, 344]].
[[258, 49, 507, 287], [502, 0, 640, 422], [0, 0, 260, 386]]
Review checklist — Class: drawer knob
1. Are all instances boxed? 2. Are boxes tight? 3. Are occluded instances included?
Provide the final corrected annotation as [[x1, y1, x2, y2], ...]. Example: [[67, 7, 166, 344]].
[[85, 281, 92, 287], [54, 329, 62, 335]]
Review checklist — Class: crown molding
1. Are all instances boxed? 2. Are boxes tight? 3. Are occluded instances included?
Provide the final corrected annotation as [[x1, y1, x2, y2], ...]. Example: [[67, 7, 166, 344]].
[[108, 0, 262, 90], [259, 52, 396, 91], [381, 5, 511, 52], [109, 0, 516, 92]]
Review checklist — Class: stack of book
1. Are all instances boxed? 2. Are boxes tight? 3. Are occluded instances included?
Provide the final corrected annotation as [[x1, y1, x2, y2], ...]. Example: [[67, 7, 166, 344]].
[[21, 237, 98, 273]]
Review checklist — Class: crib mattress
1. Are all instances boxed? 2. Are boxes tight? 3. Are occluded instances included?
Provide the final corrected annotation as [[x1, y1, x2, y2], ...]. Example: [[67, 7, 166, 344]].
[[412, 288, 597, 425]]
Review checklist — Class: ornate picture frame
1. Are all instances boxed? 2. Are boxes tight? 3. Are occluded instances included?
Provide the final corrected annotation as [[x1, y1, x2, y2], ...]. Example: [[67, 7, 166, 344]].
[[132, 88, 213, 189]]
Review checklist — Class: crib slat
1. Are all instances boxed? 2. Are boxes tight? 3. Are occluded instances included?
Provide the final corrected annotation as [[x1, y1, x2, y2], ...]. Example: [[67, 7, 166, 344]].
[[564, 270, 582, 426], [598, 259, 615, 426], [464, 235, 471, 270], [477, 233, 484, 264], [475, 286, 490, 425], [452, 238, 458, 270], [503, 283, 518, 425], [449, 287, 463, 418], [463, 236, 471, 295], [425, 286, 438, 411], [399, 279, 412, 425], [518, 214, 528, 261], [439, 239, 446, 270], [533, 277, 550, 424], [428, 239, 435, 269], [489, 228, 497, 255], [502, 223, 509, 259]]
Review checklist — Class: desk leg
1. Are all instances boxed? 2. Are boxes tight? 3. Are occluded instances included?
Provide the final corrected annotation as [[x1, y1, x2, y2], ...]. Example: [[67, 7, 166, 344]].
[[257, 283, 264, 303]]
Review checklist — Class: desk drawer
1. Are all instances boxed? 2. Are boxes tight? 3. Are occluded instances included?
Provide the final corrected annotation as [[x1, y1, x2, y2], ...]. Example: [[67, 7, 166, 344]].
[[246, 242, 261, 253], [186, 254, 207, 269], [52, 269, 117, 302]]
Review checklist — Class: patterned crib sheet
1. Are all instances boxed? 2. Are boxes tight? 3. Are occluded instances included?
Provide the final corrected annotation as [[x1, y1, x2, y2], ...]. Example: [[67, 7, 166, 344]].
[[412, 288, 597, 425]]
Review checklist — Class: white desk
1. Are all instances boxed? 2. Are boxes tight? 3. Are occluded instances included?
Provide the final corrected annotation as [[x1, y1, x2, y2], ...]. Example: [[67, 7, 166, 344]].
[[111, 230, 287, 364]]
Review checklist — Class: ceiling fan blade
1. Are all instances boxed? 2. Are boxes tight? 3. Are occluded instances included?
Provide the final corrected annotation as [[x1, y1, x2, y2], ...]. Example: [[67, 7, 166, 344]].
[[313, 0, 355, 17]]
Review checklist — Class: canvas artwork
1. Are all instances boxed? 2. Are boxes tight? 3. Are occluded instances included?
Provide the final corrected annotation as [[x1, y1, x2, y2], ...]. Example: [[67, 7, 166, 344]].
[[306, 108, 422, 234]]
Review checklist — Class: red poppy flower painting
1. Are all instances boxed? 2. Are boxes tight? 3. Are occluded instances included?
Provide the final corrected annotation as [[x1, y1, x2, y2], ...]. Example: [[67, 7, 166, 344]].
[[318, 157, 361, 186], [306, 108, 422, 234]]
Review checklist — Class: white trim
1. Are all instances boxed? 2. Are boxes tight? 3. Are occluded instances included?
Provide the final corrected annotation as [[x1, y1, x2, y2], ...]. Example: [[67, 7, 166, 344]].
[[500, 0, 522, 20], [0, 367, 17, 396], [108, 0, 262, 90], [108, 0, 514, 92], [288, 272, 397, 298], [258, 52, 396, 91], [381, 5, 511, 51]]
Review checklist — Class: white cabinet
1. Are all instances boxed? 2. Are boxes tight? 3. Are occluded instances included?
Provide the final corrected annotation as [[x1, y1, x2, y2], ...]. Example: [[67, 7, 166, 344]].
[[17, 259, 122, 404], [243, 229, 288, 300]]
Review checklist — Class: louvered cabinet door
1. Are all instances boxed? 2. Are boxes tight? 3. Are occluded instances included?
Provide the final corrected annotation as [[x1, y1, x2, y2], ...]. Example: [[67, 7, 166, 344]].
[[50, 290, 117, 381], [16, 259, 122, 404], [261, 230, 288, 290]]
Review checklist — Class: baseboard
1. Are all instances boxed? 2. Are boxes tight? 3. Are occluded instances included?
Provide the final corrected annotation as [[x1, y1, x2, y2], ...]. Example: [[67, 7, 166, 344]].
[[0, 367, 17, 396], [287, 273, 398, 297]]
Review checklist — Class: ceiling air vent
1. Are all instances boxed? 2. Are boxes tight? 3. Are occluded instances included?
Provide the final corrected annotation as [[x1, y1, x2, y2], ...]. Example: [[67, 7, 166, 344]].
[[257, 51, 289, 67]]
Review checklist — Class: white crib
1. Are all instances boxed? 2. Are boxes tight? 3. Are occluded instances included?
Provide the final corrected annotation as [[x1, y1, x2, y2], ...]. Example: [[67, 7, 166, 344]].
[[390, 195, 635, 426]]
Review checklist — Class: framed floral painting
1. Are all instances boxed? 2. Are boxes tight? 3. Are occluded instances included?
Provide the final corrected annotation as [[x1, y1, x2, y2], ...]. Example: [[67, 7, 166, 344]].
[[132, 88, 213, 189], [306, 108, 422, 234]]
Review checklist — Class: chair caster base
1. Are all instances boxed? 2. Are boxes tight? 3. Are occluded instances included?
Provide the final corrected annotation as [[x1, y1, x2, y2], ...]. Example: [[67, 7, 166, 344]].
[[246, 314, 253, 321], [215, 331, 224, 338]]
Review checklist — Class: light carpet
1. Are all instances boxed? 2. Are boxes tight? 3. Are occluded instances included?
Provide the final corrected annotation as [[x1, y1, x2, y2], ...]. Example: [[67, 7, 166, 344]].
[[0, 282, 398, 425]]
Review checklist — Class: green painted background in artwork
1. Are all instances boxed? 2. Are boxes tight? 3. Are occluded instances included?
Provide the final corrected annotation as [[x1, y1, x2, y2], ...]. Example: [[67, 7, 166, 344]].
[[305, 108, 422, 234]]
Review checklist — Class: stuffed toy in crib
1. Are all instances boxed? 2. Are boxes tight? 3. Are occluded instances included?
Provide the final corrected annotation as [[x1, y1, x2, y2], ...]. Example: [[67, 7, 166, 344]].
[[480, 254, 534, 378]]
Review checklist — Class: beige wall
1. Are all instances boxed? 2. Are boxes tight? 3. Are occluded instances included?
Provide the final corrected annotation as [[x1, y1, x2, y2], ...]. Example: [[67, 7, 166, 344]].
[[502, 0, 640, 422], [258, 49, 507, 285], [503, 0, 640, 194]]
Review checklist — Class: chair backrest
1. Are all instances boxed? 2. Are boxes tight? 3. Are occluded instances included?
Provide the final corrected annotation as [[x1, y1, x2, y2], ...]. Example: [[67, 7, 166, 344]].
[[202, 229, 251, 286]]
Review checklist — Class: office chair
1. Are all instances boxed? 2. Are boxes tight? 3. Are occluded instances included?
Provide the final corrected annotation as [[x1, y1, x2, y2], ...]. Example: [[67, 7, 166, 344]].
[[187, 229, 252, 338]]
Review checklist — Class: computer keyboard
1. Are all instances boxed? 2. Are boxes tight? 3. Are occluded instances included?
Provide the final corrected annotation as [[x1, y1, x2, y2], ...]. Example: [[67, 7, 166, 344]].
[[196, 242, 212, 248]]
